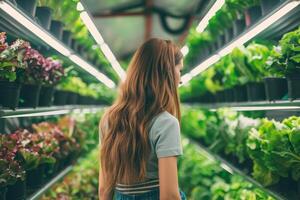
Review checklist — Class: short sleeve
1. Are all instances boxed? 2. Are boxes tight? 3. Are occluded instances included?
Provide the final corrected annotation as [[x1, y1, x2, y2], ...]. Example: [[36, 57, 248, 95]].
[[152, 113, 183, 158]]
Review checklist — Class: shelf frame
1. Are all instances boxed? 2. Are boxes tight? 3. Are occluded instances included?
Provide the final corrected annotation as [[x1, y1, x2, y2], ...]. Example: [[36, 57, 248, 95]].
[[26, 166, 73, 200], [183, 100, 300, 111], [0, 105, 106, 118]]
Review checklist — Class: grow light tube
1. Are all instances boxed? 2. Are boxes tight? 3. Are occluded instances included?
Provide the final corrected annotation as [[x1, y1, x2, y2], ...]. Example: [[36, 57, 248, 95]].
[[2, 110, 70, 119], [0, 1, 71, 57], [78, 3, 126, 81], [181, 0, 300, 86], [210, 106, 300, 112], [196, 0, 225, 33], [69, 55, 116, 88]]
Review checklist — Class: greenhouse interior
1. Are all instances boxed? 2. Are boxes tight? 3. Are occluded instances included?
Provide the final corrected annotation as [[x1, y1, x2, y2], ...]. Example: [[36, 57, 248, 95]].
[[1, 0, 300, 199]]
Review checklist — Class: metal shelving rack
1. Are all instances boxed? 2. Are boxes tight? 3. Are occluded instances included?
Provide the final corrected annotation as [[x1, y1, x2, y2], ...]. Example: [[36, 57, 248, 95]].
[[26, 166, 73, 200]]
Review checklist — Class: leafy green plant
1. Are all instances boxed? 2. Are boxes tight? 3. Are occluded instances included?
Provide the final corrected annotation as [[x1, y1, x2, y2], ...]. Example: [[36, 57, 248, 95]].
[[267, 28, 300, 77], [0, 33, 29, 81]]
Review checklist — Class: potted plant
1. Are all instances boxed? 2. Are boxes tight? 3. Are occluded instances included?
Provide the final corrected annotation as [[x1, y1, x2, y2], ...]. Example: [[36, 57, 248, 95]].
[[39, 58, 64, 106], [15, 0, 37, 18], [267, 28, 300, 100], [244, 43, 270, 101], [35, 0, 53, 30], [0, 135, 26, 200], [260, 0, 281, 16], [19, 47, 45, 108], [0, 33, 29, 109]]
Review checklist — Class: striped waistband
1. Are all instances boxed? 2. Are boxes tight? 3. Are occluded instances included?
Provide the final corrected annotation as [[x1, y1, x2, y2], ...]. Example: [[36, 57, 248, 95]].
[[115, 179, 159, 195]]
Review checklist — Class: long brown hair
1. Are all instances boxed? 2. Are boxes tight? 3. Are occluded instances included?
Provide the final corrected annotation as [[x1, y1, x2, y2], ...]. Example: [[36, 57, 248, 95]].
[[100, 38, 183, 194]]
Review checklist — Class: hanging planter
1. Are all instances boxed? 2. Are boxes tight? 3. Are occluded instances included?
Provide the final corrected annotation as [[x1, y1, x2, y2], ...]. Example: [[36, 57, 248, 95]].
[[260, 0, 280, 16], [53, 90, 68, 105], [233, 19, 246, 37], [39, 86, 55, 106], [62, 30, 72, 46], [224, 88, 235, 102], [234, 85, 248, 102], [0, 187, 7, 200], [66, 92, 78, 105], [246, 82, 266, 101], [6, 180, 26, 200], [19, 84, 41, 108], [245, 5, 262, 27], [50, 20, 64, 40], [287, 76, 300, 100], [0, 81, 21, 109], [224, 27, 234, 44], [264, 77, 287, 101], [26, 165, 45, 195], [35, 6, 52, 30], [15, 0, 37, 18]]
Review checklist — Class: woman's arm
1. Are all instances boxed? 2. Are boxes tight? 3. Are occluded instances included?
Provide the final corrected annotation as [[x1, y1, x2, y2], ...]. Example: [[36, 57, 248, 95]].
[[159, 156, 181, 200], [99, 168, 113, 200]]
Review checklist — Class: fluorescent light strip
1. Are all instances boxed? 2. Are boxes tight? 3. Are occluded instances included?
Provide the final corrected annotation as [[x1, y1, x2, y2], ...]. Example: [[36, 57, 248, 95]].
[[69, 55, 116, 88], [181, 45, 189, 57], [78, 3, 126, 80], [196, 0, 225, 33], [181, 1, 300, 86], [0, 1, 71, 57], [3, 110, 70, 118]]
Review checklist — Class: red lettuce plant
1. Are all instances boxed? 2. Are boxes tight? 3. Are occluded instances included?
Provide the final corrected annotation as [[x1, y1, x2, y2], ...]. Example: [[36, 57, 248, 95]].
[[43, 57, 65, 86]]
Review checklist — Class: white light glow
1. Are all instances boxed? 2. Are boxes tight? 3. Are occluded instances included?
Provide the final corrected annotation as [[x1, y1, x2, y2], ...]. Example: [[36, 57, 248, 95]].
[[0, 1, 71, 57], [69, 55, 116, 88], [180, 73, 193, 86], [76, 2, 84, 11], [196, 0, 225, 33], [100, 43, 126, 80], [218, 1, 300, 56], [229, 106, 300, 111], [80, 11, 104, 45], [190, 54, 220, 76], [79, 5, 126, 80], [181, 45, 189, 57]]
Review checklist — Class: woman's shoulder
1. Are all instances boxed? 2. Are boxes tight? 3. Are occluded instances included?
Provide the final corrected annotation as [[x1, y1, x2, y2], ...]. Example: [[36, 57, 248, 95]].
[[151, 111, 179, 131]]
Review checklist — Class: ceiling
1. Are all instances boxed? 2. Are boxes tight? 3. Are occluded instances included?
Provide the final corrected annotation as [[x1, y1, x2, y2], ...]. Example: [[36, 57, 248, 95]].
[[83, 0, 213, 61]]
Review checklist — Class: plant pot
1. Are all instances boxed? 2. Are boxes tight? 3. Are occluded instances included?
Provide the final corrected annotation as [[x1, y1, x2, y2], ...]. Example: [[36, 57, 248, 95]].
[[16, 0, 37, 17], [233, 19, 246, 37], [66, 92, 78, 105], [234, 85, 248, 102], [264, 77, 288, 101], [246, 82, 266, 101], [224, 27, 234, 44], [19, 84, 41, 108], [39, 86, 54, 106], [9, 0, 17, 5], [26, 165, 45, 195], [35, 6, 52, 30], [62, 30, 72, 46], [287, 76, 300, 100], [260, 0, 281, 16], [53, 90, 68, 105], [6, 180, 26, 200], [245, 5, 262, 27], [224, 88, 235, 102], [0, 81, 21, 109], [0, 187, 7, 200], [217, 34, 225, 49], [71, 38, 78, 51], [50, 20, 64, 40], [216, 91, 225, 103]]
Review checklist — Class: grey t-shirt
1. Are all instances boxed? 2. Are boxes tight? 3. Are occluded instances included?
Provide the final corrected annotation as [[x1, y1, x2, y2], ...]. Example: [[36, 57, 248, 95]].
[[146, 111, 183, 179]]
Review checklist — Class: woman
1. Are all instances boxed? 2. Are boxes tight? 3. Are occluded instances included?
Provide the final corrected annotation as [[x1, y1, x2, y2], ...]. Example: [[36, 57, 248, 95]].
[[99, 38, 185, 200]]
